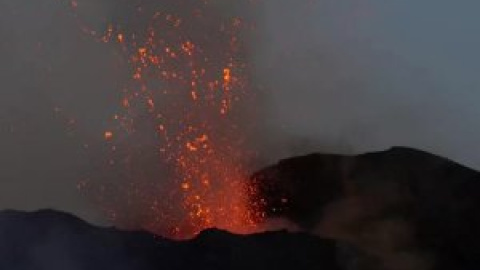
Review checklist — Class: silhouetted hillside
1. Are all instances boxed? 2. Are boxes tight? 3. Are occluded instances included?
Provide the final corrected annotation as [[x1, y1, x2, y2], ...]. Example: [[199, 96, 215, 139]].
[[0, 209, 341, 270], [252, 146, 480, 270], [3, 147, 480, 270]]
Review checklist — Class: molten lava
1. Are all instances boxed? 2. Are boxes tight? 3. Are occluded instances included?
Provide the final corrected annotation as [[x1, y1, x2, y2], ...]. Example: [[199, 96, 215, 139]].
[[68, 0, 263, 238]]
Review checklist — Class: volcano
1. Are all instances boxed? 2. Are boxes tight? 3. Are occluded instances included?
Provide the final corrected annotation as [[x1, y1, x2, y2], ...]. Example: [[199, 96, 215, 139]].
[[252, 146, 480, 270], [2, 147, 480, 270]]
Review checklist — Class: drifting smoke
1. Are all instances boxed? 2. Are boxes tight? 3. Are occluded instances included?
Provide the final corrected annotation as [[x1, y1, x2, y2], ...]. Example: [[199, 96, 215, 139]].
[[314, 183, 433, 270], [251, 149, 441, 270]]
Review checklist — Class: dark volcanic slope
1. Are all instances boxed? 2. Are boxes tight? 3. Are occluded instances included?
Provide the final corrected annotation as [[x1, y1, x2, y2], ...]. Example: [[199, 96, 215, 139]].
[[252, 146, 480, 270], [3, 147, 479, 270], [0, 209, 341, 270]]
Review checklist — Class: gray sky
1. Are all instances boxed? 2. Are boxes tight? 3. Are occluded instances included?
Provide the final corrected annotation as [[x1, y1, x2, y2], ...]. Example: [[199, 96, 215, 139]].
[[256, 0, 480, 166], [1, 0, 480, 224]]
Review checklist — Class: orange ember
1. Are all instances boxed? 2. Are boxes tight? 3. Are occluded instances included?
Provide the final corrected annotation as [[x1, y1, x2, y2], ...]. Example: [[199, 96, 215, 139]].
[[104, 131, 113, 140], [70, 1, 264, 238]]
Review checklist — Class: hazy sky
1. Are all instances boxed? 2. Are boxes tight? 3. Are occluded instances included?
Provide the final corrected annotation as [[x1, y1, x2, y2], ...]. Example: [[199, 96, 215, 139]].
[[1, 0, 480, 224], [257, 0, 480, 164]]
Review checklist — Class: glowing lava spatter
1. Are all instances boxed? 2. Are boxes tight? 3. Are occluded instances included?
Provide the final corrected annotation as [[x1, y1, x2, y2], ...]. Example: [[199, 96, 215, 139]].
[[69, 0, 264, 238]]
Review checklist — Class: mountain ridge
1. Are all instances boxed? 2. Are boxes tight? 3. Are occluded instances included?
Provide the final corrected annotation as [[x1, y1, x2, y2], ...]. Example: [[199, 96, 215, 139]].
[[0, 209, 342, 270]]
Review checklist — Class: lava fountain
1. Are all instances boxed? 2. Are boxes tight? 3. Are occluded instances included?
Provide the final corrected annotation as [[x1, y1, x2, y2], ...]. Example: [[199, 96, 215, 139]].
[[69, 0, 264, 238]]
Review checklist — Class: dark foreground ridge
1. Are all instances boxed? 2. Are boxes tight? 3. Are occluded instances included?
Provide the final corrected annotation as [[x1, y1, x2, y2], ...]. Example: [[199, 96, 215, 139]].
[[252, 146, 480, 270], [0, 209, 341, 270], [3, 146, 480, 270]]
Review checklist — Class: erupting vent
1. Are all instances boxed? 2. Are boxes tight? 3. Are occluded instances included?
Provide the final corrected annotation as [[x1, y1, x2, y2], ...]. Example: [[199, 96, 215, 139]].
[[69, 0, 264, 238]]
